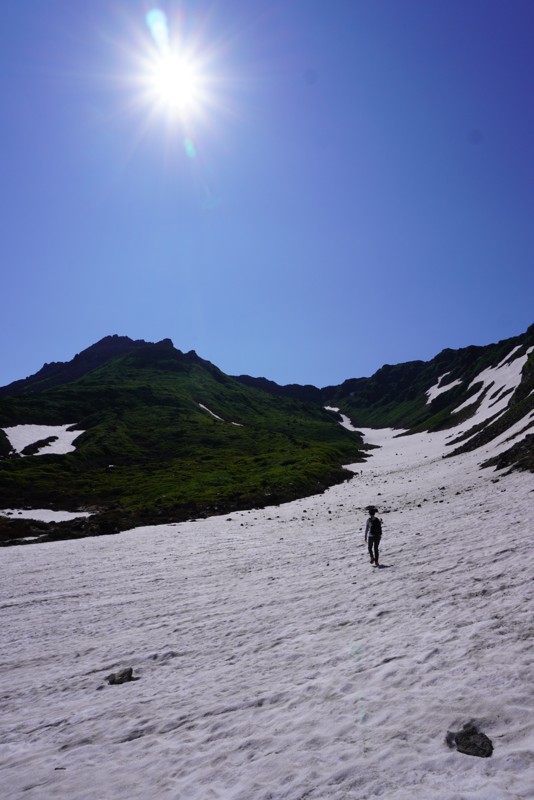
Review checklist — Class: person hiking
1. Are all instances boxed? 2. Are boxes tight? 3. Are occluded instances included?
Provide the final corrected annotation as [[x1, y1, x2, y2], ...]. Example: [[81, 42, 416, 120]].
[[364, 505, 382, 566]]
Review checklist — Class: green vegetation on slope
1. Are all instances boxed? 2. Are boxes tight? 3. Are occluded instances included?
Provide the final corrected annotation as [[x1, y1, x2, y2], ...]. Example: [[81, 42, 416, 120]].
[[0, 341, 366, 541]]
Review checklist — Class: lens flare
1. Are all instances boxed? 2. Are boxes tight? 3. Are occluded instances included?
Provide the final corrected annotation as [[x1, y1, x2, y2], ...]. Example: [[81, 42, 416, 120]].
[[146, 9, 169, 54], [183, 137, 196, 158]]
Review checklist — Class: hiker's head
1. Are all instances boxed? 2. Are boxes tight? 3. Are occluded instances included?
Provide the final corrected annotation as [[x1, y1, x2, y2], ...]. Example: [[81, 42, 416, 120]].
[[366, 505, 377, 516]]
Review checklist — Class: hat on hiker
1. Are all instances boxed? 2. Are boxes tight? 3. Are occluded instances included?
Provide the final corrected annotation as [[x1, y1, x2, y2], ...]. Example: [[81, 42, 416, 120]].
[[366, 505, 378, 513]]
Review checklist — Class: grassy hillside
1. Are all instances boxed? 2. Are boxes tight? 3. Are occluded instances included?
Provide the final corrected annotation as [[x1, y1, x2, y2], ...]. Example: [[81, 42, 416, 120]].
[[0, 341, 366, 542]]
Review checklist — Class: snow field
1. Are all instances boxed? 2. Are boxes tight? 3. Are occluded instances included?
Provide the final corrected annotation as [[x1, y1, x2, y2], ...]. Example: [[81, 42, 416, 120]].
[[1, 425, 533, 799]]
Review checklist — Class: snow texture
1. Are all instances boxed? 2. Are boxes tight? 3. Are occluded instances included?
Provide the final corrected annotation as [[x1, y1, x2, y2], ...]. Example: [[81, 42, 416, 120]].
[[1, 424, 533, 800], [2, 425, 84, 456]]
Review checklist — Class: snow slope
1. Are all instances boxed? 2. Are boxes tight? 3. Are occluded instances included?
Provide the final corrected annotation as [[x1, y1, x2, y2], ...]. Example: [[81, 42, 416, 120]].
[[1, 423, 533, 799]]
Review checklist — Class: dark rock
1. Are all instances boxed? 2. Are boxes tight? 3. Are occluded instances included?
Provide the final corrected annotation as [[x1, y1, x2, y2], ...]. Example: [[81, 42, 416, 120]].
[[446, 722, 493, 757], [0, 516, 50, 545], [106, 667, 134, 685], [482, 432, 534, 474], [21, 436, 58, 456]]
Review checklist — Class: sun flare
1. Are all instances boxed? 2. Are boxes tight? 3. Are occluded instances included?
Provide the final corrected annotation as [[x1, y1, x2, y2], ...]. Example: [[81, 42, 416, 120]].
[[150, 53, 204, 116]]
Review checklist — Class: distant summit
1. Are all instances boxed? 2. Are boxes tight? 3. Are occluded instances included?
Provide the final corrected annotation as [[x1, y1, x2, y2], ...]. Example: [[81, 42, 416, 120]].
[[0, 336, 175, 397]]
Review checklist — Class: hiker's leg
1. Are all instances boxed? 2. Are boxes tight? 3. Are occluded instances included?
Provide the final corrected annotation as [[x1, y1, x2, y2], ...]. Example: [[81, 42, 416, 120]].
[[368, 539, 374, 562], [373, 539, 379, 564]]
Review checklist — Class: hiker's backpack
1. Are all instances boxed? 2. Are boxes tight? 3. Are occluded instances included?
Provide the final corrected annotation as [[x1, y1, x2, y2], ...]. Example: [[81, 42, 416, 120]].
[[370, 517, 382, 538]]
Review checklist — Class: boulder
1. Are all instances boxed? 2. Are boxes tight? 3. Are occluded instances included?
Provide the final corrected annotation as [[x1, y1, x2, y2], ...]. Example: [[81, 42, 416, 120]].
[[446, 722, 493, 757], [106, 667, 134, 685]]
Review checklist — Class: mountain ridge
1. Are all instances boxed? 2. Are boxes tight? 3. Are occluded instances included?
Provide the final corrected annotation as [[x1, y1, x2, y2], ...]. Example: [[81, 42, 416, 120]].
[[0, 335, 218, 397], [234, 325, 534, 452], [1, 324, 532, 545]]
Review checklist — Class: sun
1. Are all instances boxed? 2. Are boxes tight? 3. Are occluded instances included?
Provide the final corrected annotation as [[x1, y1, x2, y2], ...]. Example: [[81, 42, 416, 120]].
[[149, 52, 204, 117], [132, 5, 230, 164]]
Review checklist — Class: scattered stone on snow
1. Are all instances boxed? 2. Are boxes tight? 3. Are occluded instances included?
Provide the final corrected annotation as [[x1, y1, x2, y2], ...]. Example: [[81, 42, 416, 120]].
[[106, 667, 135, 685], [446, 722, 493, 757]]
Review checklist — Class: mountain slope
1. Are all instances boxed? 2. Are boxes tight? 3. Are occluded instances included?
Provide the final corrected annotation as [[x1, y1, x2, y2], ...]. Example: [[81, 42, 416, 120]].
[[0, 338, 366, 543], [235, 324, 534, 472], [1, 325, 533, 546], [330, 328, 534, 435]]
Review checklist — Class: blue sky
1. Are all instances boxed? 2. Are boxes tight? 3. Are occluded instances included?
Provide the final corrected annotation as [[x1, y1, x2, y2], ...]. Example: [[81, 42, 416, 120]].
[[1, 0, 533, 388]]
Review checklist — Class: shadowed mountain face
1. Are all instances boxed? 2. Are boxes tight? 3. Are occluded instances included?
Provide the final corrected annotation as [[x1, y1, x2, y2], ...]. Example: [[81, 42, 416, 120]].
[[0, 335, 153, 397], [0, 325, 532, 545]]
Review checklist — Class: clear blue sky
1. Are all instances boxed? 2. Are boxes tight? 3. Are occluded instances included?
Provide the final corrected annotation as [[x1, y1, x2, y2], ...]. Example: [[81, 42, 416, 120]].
[[1, 0, 533, 388]]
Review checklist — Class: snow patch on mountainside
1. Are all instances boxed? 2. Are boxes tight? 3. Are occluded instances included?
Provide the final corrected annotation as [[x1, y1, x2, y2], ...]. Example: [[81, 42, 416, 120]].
[[324, 406, 360, 432], [2, 424, 84, 456], [425, 373, 463, 404], [198, 404, 243, 427], [198, 403, 224, 421], [452, 346, 534, 426]]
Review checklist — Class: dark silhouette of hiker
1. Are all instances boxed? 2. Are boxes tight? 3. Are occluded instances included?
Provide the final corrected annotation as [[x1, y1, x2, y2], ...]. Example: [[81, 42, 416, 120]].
[[365, 505, 382, 566]]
